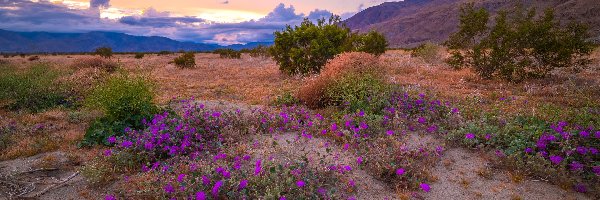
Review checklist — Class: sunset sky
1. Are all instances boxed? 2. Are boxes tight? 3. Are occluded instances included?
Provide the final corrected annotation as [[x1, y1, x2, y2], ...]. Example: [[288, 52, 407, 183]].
[[0, 0, 398, 45]]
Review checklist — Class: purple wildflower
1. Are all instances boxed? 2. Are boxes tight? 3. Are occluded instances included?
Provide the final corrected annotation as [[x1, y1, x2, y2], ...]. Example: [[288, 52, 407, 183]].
[[238, 179, 248, 190], [296, 180, 305, 187], [579, 131, 590, 138], [418, 117, 426, 124], [254, 159, 262, 176], [164, 183, 174, 194], [576, 146, 587, 155], [212, 180, 223, 197], [595, 131, 600, 138], [195, 191, 206, 200], [574, 183, 587, 193], [589, 147, 598, 155], [525, 147, 533, 154], [592, 166, 600, 176], [105, 195, 116, 200], [280, 197, 286, 200], [396, 168, 405, 176], [549, 155, 563, 165], [121, 140, 133, 148], [331, 123, 338, 131], [107, 136, 116, 144], [386, 130, 394, 136], [359, 121, 368, 130], [357, 157, 363, 165], [202, 176, 210, 185], [485, 133, 492, 140], [420, 183, 431, 192], [569, 161, 584, 171], [103, 149, 112, 157], [177, 174, 186, 182], [465, 133, 475, 139], [344, 165, 352, 171]]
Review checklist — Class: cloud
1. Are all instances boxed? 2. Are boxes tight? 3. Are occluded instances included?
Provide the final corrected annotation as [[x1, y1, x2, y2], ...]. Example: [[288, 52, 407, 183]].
[[90, 0, 110, 9], [0, 1, 336, 45]]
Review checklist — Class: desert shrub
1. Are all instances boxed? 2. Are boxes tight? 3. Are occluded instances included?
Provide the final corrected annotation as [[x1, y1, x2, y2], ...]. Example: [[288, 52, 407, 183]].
[[249, 45, 271, 58], [351, 30, 388, 56], [272, 91, 299, 106], [411, 42, 444, 64], [81, 73, 158, 146], [173, 52, 196, 68], [70, 57, 119, 72], [28, 55, 40, 61], [298, 52, 390, 114], [134, 53, 145, 59], [270, 16, 351, 75], [2, 54, 9, 58], [446, 3, 594, 82], [94, 47, 113, 59], [157, 51, 172, 55], [0, 64, 70, 112], [215, 49, 242, 59]]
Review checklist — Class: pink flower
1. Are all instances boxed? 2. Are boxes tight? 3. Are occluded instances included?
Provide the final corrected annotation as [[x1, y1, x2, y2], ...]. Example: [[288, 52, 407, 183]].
[[177, 174, 186, 182], [465, 133, 475, 139], [164, 183, 174, 194], [212, 181, 223, 197], [549, 155, 563, 165], [296, 180, 305, 187], [254, 159, 262, 176], [195, 191, 206, 200], [238, 179, 248, 190], [386, 130, 394, 136], [420, 183, 431, 192], [357, 157, 363, 165], [107, 136, 116, 144], [396, 168, 405, 176]]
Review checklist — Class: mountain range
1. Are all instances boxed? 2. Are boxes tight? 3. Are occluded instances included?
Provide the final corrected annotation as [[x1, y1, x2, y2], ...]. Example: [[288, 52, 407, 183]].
[[344, 0, 600, 47], [1, 0, 599, 52], [0, 29, 272, 53]]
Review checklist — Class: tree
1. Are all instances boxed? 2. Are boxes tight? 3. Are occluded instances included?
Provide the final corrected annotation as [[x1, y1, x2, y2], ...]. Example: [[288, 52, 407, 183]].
[[446, 3, 593, 82], [270, 15, 388, 75], [95, 47, 113, 59]]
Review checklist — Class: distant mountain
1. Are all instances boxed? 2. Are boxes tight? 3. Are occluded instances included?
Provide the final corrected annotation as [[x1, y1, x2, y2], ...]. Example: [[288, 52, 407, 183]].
[[345, 0, 600, 47], [0, 29, 272, 53]]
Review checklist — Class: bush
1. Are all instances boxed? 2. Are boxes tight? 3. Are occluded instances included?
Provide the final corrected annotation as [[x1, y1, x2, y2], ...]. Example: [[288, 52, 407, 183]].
[[94, 47, 113, 59], [134, 53, 145, 59], [215, 49, 242, 59], [270, 16, 351, 75], [157, 51, 172, 55], [271, 16, 389, 75], [173, 52, 196, 68], [249, 45, 271, 58], [352, 30, 388, 56], [272, 91, 299, 106], [411, 42, 444, 64], [81, 73, 158, 146], [446, 3, 594, 82], [0, 64, 70, 112], [28, 55, 40, 61], [70, 57, 119, 72], [298, 52, 390, 114]]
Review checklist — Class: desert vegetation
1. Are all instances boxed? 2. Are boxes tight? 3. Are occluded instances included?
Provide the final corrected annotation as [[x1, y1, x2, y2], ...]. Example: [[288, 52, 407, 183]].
[[0, 10, 598, 200]]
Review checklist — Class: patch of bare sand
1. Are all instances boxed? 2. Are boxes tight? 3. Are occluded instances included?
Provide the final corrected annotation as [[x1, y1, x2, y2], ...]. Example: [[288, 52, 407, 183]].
[[0, 151, 111, 200], [422, 148, 590, 200]]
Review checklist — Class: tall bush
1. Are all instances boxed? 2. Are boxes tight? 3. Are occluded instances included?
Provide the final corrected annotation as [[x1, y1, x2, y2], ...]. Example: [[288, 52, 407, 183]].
[[446, 3, 593, 82], [81, 73, 158, 146], [270, 16, 388, 75], [173, 52, 196, 68], [95, 47, 113, 59]]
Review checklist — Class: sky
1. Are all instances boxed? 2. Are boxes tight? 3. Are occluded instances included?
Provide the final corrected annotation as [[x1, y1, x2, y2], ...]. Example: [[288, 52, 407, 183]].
[[0, 0, 399, 45]]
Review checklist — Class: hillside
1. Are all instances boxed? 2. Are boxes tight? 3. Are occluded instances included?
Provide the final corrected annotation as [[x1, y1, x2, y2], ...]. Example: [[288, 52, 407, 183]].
[[0, 30, 272, 53], [345, 0, 600, 47]]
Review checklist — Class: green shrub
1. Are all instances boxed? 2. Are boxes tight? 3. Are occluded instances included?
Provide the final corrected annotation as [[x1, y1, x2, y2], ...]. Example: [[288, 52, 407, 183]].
[[298, 52, 390, 114], [134, 53, 145, 59], [446, 3, 593, 82], [352, 30, 388, 56], [215, 49, 242, 59], [270, 16, 351, 75], [94, 47, 113, 59], [157, 51, 172, 55], [81, 73, 158, 146], [173, 52, 196, 68], [0, 64, 70, 112], [271, 16, 389, 75], [411, 42, 444, 64], [28, 55, 40, 61], [272, 91, 299, 106], [249, 45, 271, 58]]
